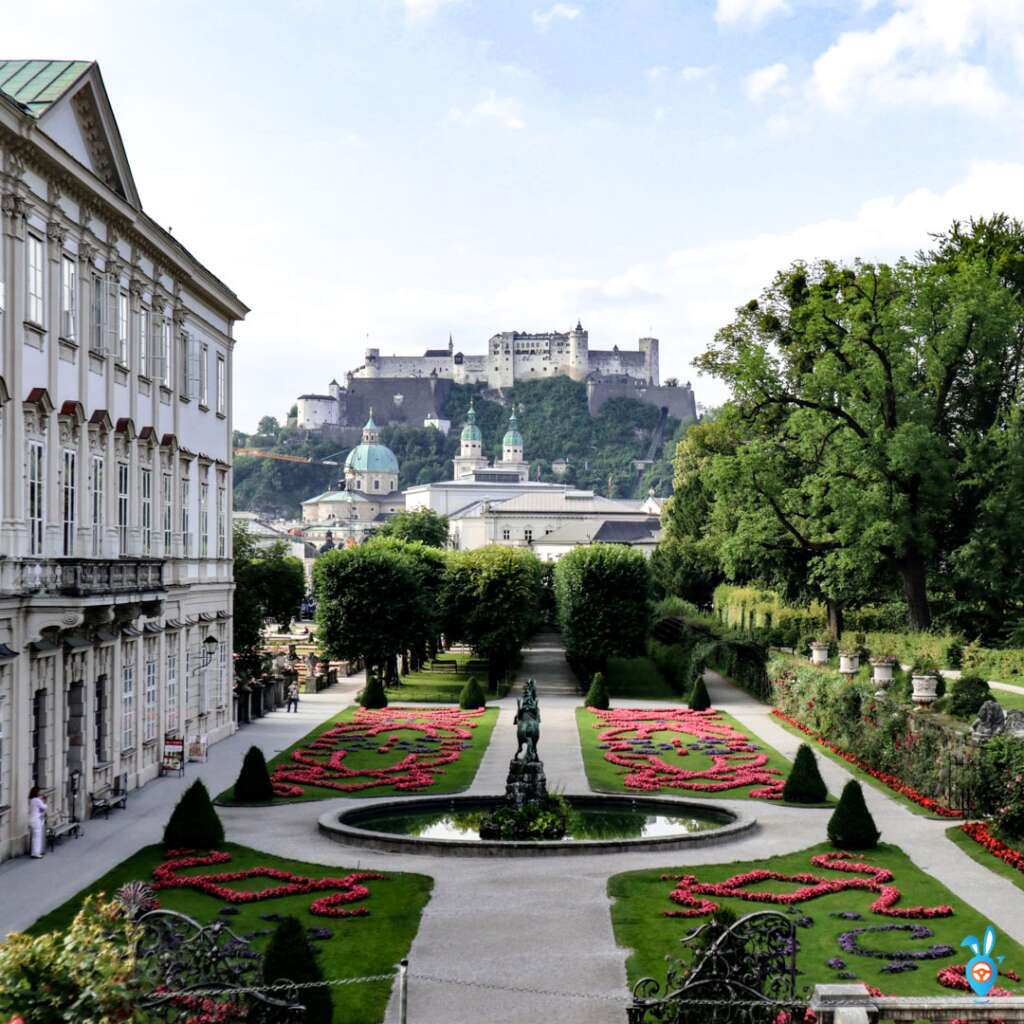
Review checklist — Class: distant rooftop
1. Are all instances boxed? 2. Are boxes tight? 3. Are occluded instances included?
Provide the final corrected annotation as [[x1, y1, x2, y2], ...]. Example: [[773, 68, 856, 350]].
[[0, 60, 90, 116]]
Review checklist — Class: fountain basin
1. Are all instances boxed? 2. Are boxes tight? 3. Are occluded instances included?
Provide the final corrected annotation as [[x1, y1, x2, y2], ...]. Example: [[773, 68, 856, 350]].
[[318, 794, 755, 857]]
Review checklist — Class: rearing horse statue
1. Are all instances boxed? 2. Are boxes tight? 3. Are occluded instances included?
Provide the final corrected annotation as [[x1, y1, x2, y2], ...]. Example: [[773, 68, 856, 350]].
[[514, 679, 541, 763]]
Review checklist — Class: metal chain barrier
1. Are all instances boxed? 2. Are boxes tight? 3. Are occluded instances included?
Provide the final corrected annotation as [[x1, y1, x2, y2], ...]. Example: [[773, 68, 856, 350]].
[[408, 970, 626, 1003]]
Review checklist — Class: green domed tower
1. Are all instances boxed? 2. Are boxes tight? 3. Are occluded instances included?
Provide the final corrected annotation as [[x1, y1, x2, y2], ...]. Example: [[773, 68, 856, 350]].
[[453, 400, 489, 480], [502, 411, 524, 464], [344, 410, 400, 494]]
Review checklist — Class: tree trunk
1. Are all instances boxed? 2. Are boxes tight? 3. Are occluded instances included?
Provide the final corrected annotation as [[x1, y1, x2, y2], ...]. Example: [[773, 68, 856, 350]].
[[897, 549, 932, 631], [827, 601, 844, 642], [401, 650, 410, 676]]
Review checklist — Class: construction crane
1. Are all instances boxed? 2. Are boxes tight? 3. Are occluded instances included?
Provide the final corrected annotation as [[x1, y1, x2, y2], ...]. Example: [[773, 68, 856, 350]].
[[233, 448, 346, 467]]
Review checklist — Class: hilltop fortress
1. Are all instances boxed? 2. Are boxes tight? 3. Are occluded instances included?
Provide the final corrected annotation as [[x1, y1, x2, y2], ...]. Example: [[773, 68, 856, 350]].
[[294, 322, 696, 434]]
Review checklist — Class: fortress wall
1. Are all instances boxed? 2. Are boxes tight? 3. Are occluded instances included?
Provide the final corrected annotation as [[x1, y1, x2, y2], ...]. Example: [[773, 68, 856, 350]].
[[586, 378, 697, 421], [354, 355, 452, 379], [342, 377, 455, 428], [589, 350, 649, 381]]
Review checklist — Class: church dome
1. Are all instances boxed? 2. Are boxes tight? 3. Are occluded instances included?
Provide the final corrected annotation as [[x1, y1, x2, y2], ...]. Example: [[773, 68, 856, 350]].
[[345, 411, 399, 474], [461, 402, 483, 442], [503, 412, 523, 447]]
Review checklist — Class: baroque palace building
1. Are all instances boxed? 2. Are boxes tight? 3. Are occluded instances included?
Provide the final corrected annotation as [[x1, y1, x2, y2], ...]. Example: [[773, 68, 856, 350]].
[[0, 61, 248, 861]]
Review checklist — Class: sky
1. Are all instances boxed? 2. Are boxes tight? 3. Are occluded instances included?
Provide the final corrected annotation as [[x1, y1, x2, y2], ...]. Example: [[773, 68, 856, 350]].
[[9, 0, 1024, 429]]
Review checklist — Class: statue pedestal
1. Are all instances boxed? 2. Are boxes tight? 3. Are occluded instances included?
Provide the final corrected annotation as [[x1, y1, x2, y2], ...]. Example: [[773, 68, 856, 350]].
[[505, 758, 548, 807]]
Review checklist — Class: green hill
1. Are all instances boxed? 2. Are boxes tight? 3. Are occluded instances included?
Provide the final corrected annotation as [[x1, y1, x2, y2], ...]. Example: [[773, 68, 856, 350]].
[[233, 379, 691, 516]]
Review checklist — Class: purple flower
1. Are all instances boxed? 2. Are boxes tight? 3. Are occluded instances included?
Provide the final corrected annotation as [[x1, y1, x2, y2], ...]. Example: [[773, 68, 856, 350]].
[[880, 961, 919, 974], [826, 958, 846, 970], [795, 915, 814, 929], [829, 911, 862, 920]]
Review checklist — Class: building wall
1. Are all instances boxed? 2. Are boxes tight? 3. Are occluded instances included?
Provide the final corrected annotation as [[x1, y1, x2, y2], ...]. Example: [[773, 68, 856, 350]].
[[296, 396, 338, 429], [586, 378, 697, 421], [0, 80, 246, 862], [340, 377, 454, 430]]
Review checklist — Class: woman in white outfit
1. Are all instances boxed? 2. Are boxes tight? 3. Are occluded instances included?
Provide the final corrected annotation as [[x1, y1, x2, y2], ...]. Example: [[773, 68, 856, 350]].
[[28, 786, 47, 858]]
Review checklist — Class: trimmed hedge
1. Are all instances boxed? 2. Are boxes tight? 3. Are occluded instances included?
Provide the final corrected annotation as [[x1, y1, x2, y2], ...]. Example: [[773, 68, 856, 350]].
[[232, 745, 274, 803], [263, 916, 332, 1024], [782, 744, 827, 804], [828, 780, 880, 849], [585, 671, 610, 710], [688, 675, 711, 711], [360, 672, 388, 709], [948, 674, 992, 719], [459, 676, 487, 710], [164, 780, 223, 849]]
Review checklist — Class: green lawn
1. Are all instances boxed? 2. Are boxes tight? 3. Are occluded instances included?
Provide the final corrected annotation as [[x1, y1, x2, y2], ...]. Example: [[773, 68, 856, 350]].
[[609, 841, 1024, 998], [575, 706, 804, 802], [217, 705, 499, 804], [995, 686, 1024, 713], [385, 653, 499, 703], [947, 825, 1024, 895], [605, 656, 680, 699], [27, 842, 431, 1024]]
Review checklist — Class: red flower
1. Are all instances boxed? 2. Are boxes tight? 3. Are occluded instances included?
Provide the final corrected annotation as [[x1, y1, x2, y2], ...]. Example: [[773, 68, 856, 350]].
[[961, 821, 1024, 875]]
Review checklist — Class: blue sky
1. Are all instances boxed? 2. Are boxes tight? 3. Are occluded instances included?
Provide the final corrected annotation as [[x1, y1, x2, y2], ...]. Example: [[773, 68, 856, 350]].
[[10, 0, 1024, 428]]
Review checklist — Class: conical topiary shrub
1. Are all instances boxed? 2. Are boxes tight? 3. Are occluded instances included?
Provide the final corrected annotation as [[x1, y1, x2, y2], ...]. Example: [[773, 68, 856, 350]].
[[232, 745, 274, 803], [827, 780, 880, 849], [688, 675, 711, 711], [585, 671, 610, 710], [263, 916, 333, 1024], [782, 744, 828, 804], [459, 676, 487, 709], [360, 671, 388, 709], [163, 779, 224, 849]]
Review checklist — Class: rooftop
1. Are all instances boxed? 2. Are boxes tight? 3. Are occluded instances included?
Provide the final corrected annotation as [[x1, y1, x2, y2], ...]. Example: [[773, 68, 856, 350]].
[[0, 59, 90, 116]]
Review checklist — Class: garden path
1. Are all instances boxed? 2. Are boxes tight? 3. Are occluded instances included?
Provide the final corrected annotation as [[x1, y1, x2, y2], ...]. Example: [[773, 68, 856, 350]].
[[0, 673, 363, 937]]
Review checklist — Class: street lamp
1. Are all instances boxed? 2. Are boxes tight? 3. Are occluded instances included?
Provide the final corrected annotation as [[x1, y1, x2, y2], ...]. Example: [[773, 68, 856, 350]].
[[187, 634, 219, 675]]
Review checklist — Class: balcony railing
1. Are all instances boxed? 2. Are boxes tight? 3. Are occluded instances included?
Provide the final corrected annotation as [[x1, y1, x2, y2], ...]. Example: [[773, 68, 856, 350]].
[[1, 558, 165, 597]]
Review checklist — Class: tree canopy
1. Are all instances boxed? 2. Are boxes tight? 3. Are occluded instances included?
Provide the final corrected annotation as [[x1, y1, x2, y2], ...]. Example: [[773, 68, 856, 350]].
[[376, 507, 449, 547]]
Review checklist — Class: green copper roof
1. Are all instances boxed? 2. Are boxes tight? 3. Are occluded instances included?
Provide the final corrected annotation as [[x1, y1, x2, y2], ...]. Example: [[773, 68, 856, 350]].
[[461, 402, 482, 443], [503, 412, 523, 447], [345, 441, 399, 474], [0, 60, 91, 117]]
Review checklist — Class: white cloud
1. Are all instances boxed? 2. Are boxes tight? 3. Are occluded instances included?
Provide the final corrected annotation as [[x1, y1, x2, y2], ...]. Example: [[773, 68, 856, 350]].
[[498, 62, 537, 81], [532, 3, 581, 30], [745, 62, 789, 101], [403, 0, 459, 22], [679, 65, 714, 81], [811, 0, 1024, 115], [645, 66, 669, 82], [715, 0, 790, 28], [446, 91, 526, 130]]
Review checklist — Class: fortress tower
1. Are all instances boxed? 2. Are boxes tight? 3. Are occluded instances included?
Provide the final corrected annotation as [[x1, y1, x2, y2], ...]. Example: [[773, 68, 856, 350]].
[[638, 337, 660, 385], [568, 320, 589, 381]]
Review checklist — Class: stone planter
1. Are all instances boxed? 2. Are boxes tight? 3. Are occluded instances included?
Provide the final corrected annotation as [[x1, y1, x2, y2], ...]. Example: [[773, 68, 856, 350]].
[[810, 642, 830, 666], [839, 652, 860, 675], [870, 658, 895, 698], [911, 673, 939, 707]]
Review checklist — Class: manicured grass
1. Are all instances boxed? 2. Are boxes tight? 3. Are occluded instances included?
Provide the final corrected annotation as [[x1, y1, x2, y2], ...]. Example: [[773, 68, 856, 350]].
[[605, 656, 680, 699], [996, 686, 1024, 713], [217, 705, 499, 804], [946, 825, 1024, 895], [770, 715, 938, 819], [380, 652, 502, 703], [575, 706, 802, 802], [609, 841, 1024, 998], [27, 842, 432, 1024]]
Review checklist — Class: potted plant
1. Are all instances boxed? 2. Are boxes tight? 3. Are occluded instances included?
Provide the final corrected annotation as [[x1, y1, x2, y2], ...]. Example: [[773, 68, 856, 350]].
[[869, 654, 896, 696], [809, 635, 831, 666], [838, 649, 860, 675], [910, 658, 940, 708]]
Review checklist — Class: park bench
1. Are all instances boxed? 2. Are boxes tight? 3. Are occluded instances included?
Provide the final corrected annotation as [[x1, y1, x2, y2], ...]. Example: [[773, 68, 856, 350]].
[[46, 816, 82, 851], [431, 657, 460, 673], [90, 775, 128, 819]]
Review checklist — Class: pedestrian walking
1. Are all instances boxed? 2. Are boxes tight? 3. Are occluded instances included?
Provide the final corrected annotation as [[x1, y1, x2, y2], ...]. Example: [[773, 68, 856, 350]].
[[28, 786, 47, 858], [287, 681, 300, 713]]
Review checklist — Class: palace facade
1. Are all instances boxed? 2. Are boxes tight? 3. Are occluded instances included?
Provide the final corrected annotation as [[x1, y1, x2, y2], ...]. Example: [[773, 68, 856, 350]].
[[0, 61, 248, 860]]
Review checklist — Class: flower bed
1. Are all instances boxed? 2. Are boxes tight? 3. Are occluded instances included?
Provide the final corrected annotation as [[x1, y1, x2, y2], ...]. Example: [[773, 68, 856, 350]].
[[960, 821, 1024, 874], [269, 705, 489, 798], [581, 706, 787, 800], [771, 708, 960, 817], [661, 851, 953, 920], [152, 849, 385, 919]]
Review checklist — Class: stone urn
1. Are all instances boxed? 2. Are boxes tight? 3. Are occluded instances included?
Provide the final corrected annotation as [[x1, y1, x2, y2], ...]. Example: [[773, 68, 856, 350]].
[[870, 657, 896, 697], [911, 672, 939, 708], [839, 651, 860, 675], [810, 641, 830, 666]]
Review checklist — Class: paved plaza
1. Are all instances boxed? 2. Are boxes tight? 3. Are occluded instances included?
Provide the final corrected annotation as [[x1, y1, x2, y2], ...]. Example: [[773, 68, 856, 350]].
[[4, 635, 1022, 1024]]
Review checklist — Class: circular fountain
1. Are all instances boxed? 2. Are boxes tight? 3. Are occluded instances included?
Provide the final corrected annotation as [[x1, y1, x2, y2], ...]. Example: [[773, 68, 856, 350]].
[[318, 680, 756, 857]]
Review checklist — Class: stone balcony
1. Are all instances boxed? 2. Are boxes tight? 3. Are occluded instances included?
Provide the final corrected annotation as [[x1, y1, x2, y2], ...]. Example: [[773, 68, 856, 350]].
[[0, 557, 165, 597]]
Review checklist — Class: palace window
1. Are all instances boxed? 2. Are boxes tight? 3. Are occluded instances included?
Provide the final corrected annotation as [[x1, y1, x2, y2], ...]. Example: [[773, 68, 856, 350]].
[[141, 468, 152, 555], [199, 481, 209, 557], [217, 480, 227, 558], [200, 342, 209, 405], [26, 235, 44, 325], [61, 255, 77, 339], [27, 441, 44, 555], [502, 528, 510, 541], [91, 455, 104, 555], [216, 354, 226, 414], [166, 648, 179, 734], [117, 292, 129, 365], [162, 473, 173, 554], [181, 477, 191, 556], [62, 450, 76, 556], [138, 309, 150, 377], [524, 528, 533, 542], [117, 462, 129, 552], [143, 641, 158, 743], [181, 333, 202, 400], [94, 674, 109, 763], [31, 689, 47, 787], [121, 653, 135, 751]]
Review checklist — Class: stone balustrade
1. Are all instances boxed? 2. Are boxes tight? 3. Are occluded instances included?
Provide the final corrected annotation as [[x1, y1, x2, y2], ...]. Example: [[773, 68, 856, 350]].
[[0, 557, 165, 597], [811, 984, 1024, 1023]]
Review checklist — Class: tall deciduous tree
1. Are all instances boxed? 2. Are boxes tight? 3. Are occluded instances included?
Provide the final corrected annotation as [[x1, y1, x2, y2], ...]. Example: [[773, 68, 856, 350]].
[[554, 543, 651, 675], [233, 525, 307, 676], [377, 508, 450, 548], [441, 546, 544, 687], [695, 238, 1023, 631], [314, 544, 422, 683]]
